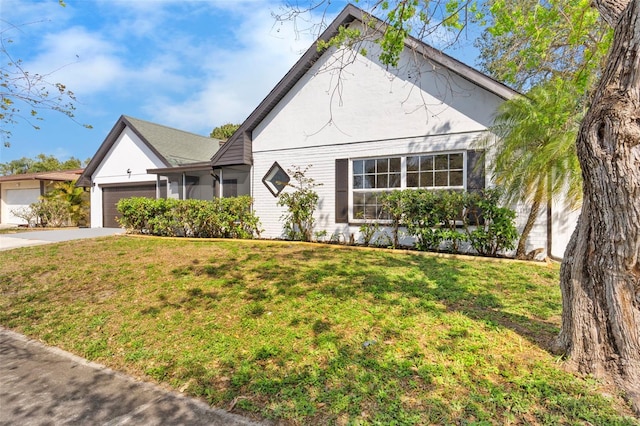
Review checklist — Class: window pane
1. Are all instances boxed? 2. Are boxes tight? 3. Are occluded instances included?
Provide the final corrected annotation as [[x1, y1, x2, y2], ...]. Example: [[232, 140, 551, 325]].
[[353, 192, 365, 204], [262, 162, 290, 196], [376, 174, 388, 188], [420, 156, 433, 171], [365, 159, 376, 174], [406, 156, 419, 171], [365, 192, 378, 204], [353, 205, 364, 219], [353, 175, 363, 189], [450, 153, 463, 170], [435, 155, 449, 170], [273, 169, 289, 191], [389, 173, 401, 188], [377, 158, 388, 173], [435, 171, 448, 186], [420, 172, 433, 187], [450, 171, 463, 186], [407, 172, 419, 187], [389, 157, 401, 172], [365, 175, 375, 189], [353, 160, 363, 175], [365, 205, 377, 220]]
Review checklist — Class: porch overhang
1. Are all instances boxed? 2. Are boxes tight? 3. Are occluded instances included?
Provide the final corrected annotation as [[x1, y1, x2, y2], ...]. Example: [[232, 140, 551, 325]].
[[146, 161, 212, 175]]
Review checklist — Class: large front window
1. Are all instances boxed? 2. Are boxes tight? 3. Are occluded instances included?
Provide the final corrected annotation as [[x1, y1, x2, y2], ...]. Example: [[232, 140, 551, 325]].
[[352, 152, 465, 220]]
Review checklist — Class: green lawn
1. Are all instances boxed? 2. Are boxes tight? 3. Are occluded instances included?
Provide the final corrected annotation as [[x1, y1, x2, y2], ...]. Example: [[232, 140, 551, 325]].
[[0, 236, 637, 425]]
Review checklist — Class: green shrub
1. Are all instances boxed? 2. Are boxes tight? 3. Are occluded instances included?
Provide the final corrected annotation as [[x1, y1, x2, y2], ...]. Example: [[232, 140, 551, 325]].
[[277, 165, 321, 242], [381, 188, 518, 257], [466, 190, 519, 256], [401, 189, 442, 250], [379, 190, 407, 248], [116, 196, 261, 239]]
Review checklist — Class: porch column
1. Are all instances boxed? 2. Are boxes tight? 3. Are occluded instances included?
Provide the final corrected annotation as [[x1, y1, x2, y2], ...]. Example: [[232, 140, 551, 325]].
[[182, 172, 186, 200], [219, 169, 224, 198]]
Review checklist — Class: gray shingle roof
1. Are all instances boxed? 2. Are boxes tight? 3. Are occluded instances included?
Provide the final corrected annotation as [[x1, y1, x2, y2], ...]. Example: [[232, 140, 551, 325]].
[[123, 116, 219, 166], [77, 115, 220, 186]]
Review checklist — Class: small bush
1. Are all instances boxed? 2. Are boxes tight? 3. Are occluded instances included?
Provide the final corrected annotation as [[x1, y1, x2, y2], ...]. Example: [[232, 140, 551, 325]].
[[379, 190, 407, 248], [401, 189, 443, 251], [466, 190, 519, 256], [117, 196, 261, 239], [277, 165, 321, 242], [11, 198, 73, 228], [10, 206, 40, 227], [380, 189, 518, 257]]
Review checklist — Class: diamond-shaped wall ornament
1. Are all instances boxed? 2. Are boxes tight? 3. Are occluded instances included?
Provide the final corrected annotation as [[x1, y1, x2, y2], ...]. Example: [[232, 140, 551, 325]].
[[262, 162, 290, 196]]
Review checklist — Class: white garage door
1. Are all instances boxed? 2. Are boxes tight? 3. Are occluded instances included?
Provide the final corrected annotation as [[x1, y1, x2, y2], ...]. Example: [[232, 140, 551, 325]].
[[5, 188, 41, 224]]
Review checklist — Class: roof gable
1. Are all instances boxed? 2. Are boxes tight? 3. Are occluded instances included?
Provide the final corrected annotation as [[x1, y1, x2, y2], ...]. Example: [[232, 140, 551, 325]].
[[211, 3, 518, 167], [78, 115, 220, 185]]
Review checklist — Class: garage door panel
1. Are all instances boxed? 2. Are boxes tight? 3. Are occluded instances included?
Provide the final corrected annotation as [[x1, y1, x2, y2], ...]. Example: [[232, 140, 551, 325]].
[[5, 188, 41, 225], [102, 184, 156, 228]]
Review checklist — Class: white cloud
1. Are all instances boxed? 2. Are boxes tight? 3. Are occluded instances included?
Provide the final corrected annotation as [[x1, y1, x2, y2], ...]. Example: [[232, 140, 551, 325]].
[[23, 26, 127, 95], [3, 0, 342, 140], [144, 4, 328, 133]]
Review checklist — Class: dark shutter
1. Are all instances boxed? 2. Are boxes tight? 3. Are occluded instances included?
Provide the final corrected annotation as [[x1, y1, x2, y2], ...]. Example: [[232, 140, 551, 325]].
[[467, 150, 485, 192], [467, 150, 486, 226], [335, 159, 349, 223]]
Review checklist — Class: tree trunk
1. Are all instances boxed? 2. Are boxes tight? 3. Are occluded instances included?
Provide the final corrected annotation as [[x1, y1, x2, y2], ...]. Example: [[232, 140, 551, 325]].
[[516, 197, 541, 259], [555, 0, 640, 413]]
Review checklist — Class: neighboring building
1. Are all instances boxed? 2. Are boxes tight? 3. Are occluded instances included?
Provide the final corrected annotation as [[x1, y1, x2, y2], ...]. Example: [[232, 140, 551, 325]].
[[77, 115, 221, 228], [0, 169, 84, 226], [79, 4, 579, 259]]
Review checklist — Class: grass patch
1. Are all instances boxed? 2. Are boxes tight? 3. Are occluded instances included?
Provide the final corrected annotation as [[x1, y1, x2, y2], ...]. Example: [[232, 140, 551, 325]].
[[0, 236, 638, 424]]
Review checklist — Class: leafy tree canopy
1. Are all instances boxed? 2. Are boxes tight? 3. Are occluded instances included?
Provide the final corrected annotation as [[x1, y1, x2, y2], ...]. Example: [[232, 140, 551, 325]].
[[477, 0, 612, 92], [210, 123, 240, 140], [0, 153, 86, 175]]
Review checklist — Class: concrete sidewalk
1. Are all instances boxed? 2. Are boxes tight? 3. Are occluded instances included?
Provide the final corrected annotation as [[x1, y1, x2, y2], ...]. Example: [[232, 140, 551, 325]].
[[0, 328, 266, 425]]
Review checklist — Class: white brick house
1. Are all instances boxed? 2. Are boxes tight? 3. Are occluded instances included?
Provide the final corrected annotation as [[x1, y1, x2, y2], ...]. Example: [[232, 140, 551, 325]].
[[80, 4, 579, 259]]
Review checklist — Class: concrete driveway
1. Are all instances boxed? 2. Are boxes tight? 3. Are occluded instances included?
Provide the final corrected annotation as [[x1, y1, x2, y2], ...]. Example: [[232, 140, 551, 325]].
[[0, 228, 125, 251]]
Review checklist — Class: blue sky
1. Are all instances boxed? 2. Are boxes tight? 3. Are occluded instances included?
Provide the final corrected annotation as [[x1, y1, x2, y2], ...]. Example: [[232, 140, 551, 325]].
[[0, 0, 481, 166]]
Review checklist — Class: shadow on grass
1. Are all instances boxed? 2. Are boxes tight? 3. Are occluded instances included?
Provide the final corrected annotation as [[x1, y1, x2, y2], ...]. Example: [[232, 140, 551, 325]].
[[141, 246, 559, 348], [266, 249, 559, 349]]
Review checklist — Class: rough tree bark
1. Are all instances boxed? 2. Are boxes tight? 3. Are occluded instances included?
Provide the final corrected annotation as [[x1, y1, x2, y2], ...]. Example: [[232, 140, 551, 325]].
[[554, 0, 640, 413]]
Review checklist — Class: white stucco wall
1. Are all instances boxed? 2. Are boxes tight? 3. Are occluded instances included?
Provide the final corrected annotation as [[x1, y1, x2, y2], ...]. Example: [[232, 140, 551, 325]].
[[253, 132, 488, 244], [89, 127, 166, 227], [249, 42, 554, 256], [253, 43, 499, 150]]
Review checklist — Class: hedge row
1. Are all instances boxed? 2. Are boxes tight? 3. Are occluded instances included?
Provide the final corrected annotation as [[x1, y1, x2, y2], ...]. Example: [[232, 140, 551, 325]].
[[116, 196, 261, 239], [377, 189, 519, 256], [116, 190, 517, 257]]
